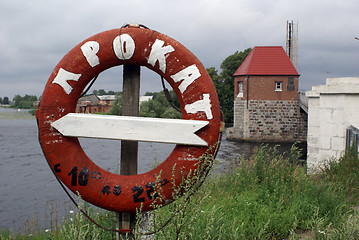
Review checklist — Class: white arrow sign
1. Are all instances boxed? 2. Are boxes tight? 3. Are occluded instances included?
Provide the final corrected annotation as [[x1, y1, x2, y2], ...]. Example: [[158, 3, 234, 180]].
[[51, 113, 209, 146]]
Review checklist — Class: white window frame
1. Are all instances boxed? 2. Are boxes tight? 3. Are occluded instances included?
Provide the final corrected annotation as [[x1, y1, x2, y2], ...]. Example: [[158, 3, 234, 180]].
[[237, 81, 244, 97], [275, 81, 282, 91]]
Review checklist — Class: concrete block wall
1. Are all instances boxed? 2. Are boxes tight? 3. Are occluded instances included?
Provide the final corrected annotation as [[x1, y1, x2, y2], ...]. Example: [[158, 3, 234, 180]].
[[306, 77, 359, 172], [306, 96, 320, 170], [297, 110, 308, 141], [226, 99, 248, 140]]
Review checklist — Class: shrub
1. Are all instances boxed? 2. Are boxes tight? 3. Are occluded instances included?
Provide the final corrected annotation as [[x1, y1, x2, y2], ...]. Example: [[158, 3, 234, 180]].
[[320, 147, 359, 201]]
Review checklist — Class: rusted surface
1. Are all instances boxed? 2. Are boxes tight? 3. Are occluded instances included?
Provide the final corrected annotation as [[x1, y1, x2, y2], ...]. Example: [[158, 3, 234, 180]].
[[36, 26, 220, 213]]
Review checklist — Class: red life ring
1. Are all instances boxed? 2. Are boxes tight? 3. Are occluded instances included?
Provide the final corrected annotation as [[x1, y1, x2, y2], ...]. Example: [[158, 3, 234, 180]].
[[36, 25, 220, 213]]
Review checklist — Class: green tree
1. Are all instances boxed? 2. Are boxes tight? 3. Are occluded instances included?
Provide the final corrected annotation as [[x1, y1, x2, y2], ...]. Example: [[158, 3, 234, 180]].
[[3, 97, 9, 104], [144, 92, 154, 96], [0, 97, 2, 104], [208, 48, 251, 124], [107, 92, 123, 115], [220, 48, 252, 83], [140, 91, 181, 119], [97, 89, 106, 96], [13, 95, 23, 106], [22, 94, 37, 102]]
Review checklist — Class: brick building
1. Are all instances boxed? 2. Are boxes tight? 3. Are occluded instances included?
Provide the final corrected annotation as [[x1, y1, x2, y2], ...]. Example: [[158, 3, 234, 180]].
[[76, 94, 113, 114], [226, 46, 307, 142]]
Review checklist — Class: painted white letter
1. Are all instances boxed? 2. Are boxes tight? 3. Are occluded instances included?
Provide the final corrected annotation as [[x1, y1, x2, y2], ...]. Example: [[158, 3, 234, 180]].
[[52, 68, 82, 95], [170, 64, 201, 94], [184, 94, 213, 120], [113, 34, 135, 60], [147, 39, 174, 73], [81, 41, 100, 67]]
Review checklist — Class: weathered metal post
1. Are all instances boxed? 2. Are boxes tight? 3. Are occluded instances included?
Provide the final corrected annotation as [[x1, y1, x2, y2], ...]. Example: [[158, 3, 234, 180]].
[[116, 64, 140, 239]]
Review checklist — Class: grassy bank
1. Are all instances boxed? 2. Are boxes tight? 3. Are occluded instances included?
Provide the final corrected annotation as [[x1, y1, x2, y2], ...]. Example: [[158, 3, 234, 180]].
[[2, 144, 359, 239], [0, 107, 35, 120]]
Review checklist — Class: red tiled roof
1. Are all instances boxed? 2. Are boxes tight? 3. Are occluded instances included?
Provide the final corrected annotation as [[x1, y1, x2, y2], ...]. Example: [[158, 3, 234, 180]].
[[233, 46, 299, 76]]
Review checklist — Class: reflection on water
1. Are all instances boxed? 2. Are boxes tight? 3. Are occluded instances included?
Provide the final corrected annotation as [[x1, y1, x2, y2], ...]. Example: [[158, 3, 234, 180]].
[[0, 108, 306, 231], [215, 139, 306, 172], [78, 138, 176, 175]]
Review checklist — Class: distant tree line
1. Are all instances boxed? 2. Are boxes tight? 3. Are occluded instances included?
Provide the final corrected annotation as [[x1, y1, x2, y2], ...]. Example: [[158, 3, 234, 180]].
[[0, 94, 39, 109], [12, 94, 38, 109], [92, 89, 117, 96]]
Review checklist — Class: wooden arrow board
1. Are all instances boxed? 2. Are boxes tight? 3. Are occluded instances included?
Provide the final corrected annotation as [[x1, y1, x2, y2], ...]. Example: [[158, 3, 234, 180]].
[[51, 113, 209, 146]]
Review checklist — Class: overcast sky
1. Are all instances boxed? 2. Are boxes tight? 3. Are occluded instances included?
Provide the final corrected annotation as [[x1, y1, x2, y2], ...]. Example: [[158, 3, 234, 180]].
[[1, 0, 358, 99]]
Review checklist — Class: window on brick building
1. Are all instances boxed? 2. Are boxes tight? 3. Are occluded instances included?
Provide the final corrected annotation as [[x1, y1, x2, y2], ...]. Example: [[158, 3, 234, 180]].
[[275, 81, 282, 91], [237, 81, 244, 97], [287, 77, 295, 91]]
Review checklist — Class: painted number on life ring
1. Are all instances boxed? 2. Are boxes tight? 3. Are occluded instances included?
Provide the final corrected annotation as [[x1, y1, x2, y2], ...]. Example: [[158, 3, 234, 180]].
[[68, 166, 89, 186]]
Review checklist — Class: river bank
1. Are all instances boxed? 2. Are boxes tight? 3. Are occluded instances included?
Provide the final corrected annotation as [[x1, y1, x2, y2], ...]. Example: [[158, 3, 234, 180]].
[[0, 107, 35, 120]]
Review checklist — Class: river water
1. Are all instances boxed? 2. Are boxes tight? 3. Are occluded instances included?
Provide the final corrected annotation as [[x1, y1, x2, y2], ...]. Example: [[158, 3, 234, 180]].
[[0, 107, 304, 231]]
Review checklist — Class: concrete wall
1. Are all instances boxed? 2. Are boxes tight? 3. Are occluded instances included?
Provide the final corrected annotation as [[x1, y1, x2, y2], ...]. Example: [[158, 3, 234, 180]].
[[306, 77, 359, 172], [227, 99, 246, 139]]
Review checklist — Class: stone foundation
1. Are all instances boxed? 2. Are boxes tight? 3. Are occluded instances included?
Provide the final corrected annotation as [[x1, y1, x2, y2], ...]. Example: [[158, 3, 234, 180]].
[[227, 99, 307, 142]]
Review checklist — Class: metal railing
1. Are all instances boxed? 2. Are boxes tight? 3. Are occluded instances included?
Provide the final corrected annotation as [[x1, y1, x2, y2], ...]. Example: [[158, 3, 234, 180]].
[[299, 92, 308, 113], [346, 125, 359, 152]]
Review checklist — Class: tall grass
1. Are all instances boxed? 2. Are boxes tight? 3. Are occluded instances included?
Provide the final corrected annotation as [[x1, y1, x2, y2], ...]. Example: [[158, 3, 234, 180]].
[[2, 144, 359, 239], [320, 146, 359, 202], [141, 144, 353, 239]]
